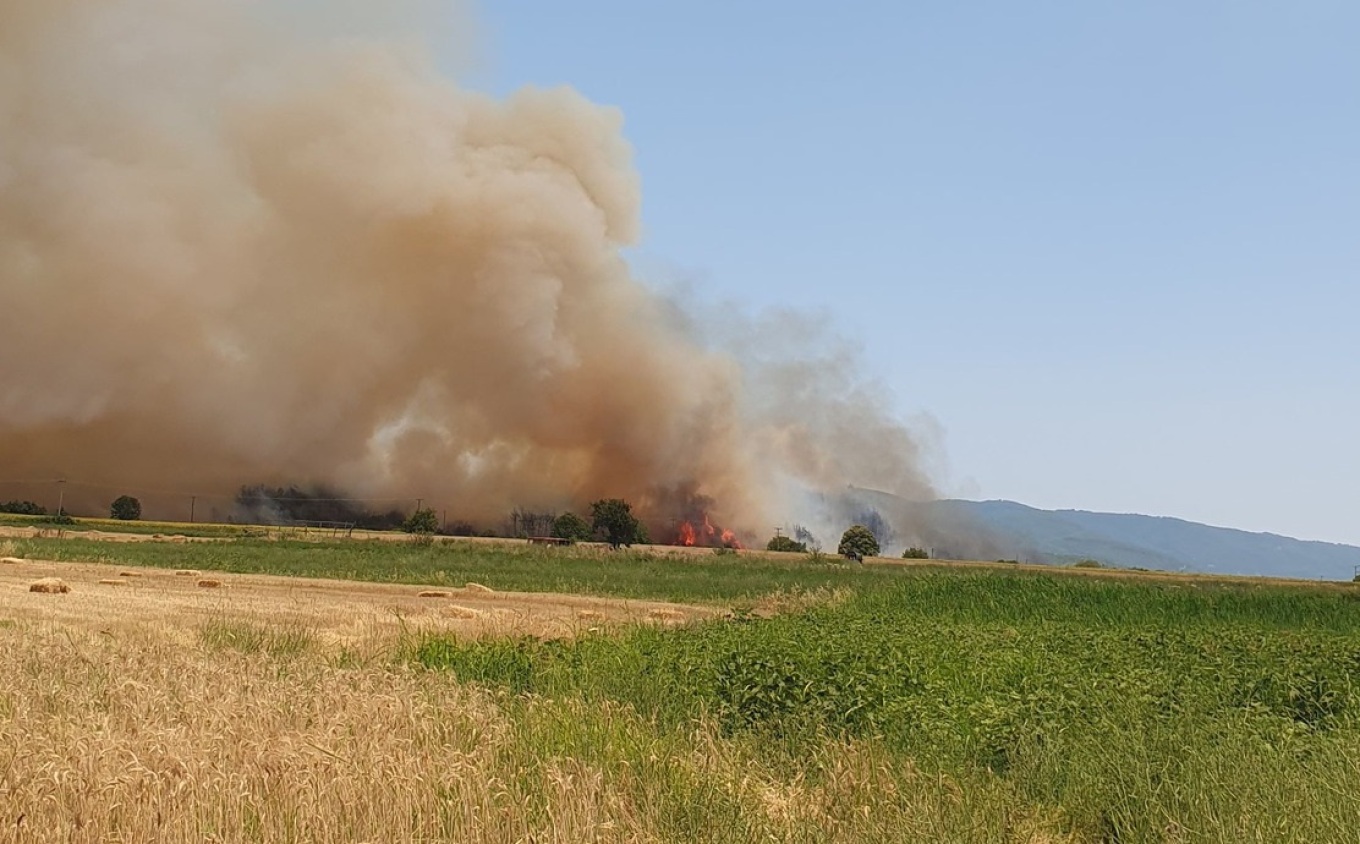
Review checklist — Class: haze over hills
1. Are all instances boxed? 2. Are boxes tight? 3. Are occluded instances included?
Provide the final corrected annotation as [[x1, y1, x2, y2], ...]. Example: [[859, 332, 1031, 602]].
[[919, 499, 1360, 582]]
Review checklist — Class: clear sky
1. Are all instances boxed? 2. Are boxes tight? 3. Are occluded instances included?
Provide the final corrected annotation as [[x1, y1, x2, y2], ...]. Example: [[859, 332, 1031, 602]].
[[455, 2, 1359, 545]]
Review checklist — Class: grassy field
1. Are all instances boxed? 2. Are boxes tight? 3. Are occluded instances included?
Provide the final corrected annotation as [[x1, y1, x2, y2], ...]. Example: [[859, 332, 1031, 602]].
[[5, 535, 1360, 841], [10, 534, 947, 603]]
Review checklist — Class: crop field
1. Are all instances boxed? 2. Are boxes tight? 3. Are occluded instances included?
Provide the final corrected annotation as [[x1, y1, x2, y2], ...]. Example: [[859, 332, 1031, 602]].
[[3, 533, 1360, 842]]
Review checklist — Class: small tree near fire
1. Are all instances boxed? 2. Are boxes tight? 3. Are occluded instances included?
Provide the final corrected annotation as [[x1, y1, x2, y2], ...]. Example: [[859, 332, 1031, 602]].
[[838, 524, 880, 562], [551, 511, 593, 543], [590, 498, 642, 549], [110, 495, 142, 521], [403, 507, 439, 535], [766, 535, 808, 553]]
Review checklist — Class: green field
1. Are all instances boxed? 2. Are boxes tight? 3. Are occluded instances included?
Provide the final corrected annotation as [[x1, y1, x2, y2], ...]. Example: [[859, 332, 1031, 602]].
[[12, 534, 946, 602], [8, 533, 1360, 840], [411, 572, 1360, 840]]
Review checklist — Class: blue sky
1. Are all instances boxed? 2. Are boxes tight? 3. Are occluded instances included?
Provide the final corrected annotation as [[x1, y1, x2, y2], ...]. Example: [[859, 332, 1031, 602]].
[[456, 2, 1359, 545]]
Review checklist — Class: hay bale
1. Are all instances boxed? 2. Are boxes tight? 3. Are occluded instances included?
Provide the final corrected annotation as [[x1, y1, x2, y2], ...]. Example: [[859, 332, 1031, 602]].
[[196, 579, 222, 589], [443, 605, 479, 620], [0, 556, 23, 565], [98, 579, 125, 586], [118, 571, 142, 578], [463, 582, 494, 594], [174, 570, 201, 577], [28, 578, 70, 594], [417, 590, 451, 599]]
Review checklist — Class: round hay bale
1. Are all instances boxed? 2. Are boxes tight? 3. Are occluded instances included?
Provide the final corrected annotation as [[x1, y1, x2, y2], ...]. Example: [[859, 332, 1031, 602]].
[[417, 590, 451, 599], [118, 571, 142, 578], [443, 605, 480, 620], [0, 556, 23, 565], [196, 579, 223, 589], [29, 578, 70, 594], [463, 582, 494, 595], [174, 570, 201, 577], [98, 579, 125, 586]]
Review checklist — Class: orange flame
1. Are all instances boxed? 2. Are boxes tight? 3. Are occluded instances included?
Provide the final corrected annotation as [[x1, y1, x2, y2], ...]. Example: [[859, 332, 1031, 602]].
[[679, 521, 696, 546]]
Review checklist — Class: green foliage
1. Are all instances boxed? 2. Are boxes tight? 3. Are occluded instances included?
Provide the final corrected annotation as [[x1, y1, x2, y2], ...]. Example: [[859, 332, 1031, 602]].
[[590, 498, 642, 548], [0, 500, 46, 516], [109, 495, 142, 521], [837, 524, 880, 562], [1074, 558, 1104, 568], [402, 507, 439, 535], [902, 546, 930, 559], [45, 511, 76, 526], [765, 535, 808, 553], [550, 511, 593, 543], [416, 570, 1360, 838]]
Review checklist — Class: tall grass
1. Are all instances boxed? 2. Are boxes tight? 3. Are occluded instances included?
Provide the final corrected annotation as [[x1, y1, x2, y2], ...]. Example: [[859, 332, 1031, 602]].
[[416, 572, 1360, 841]]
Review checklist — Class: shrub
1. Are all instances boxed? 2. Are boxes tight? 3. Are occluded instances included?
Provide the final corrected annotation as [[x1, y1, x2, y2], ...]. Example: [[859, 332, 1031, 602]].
[[590, 498, 642, 549], [766, 535, 808, 553], [902, 546, 930, 559], [1075, 559, 1104, 569], [551, 512, 593, 543], [837, 525, 880, 562], [402, 508, 439, 535], [110, 495, 142, 521], [0, 500, 47, 516]]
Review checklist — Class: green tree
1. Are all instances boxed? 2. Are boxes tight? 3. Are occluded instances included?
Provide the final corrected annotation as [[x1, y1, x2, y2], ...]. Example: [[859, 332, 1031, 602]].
[[1, 500, 47, 516], [551, 511, 593, 543], [837, 524, 880, 562], [590, 498, 642, 549], [766, 535, 808, 553], [402, 507, 439, 534], [109, 495, 142, 521], [901, 546, 929, 559]]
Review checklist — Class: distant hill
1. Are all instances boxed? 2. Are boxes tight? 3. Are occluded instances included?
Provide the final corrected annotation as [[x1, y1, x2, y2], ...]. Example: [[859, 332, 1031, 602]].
[[918, 499, 1360, 581]]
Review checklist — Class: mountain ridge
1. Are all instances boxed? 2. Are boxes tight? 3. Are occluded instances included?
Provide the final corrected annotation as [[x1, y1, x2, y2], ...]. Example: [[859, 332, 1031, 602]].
[[917, 498, 1360, 581]]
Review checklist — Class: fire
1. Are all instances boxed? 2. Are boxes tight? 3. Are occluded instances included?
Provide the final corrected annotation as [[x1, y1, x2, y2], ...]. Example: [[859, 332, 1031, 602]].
[[675, 516, 743, 549]]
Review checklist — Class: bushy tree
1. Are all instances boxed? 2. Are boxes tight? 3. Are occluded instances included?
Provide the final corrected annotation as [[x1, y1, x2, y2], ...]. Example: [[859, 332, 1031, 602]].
[[590, 498, 642, 549], [766, 535, 808, 553], [110, 495, 142, 521], [402, 507, 439, 534], [551, 511, 593, 543], [837, 524, 880, 562], [1, 500, 47, 516], [902, 546, 929, 559]]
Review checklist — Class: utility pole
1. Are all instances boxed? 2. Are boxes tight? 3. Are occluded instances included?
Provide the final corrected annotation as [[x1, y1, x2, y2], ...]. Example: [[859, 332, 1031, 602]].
[[190, 496, 197, 523], [416, 498, 423, 512], [55, 478, 65, 517]]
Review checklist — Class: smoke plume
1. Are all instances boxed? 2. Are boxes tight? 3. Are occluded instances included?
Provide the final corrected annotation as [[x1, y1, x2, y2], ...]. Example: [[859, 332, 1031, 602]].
[[0, 0, 936, 540]]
